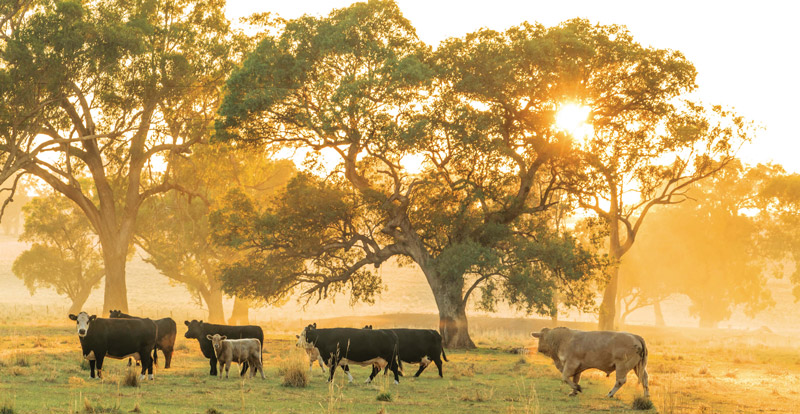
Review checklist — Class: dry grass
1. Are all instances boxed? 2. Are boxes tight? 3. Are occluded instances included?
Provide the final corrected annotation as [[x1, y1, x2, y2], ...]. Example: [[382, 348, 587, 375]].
[[278, 355, 308, 388], [631, 396, 654, 410], [123, 366, 140, 387]]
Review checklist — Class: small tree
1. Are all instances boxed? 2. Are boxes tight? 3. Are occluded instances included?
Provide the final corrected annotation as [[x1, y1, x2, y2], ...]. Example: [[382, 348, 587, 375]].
[[13, 191, 104, 314]]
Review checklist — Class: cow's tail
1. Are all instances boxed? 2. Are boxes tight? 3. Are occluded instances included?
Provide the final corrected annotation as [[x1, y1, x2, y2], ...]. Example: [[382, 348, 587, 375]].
[[634, 335, 648, 384], [438, 330, 448, 362], [441, 345, 448, 362]]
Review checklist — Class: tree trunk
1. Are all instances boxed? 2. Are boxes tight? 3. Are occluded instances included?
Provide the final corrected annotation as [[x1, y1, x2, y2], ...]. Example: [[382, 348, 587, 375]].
[[654, 300, 665, 327], [68, 286, 93, 315], [100, 244, 128, 315], [597, 263, 619, 331], [202, 286, 225, 324], [550, 289, 559, 326], [428, 273, 475, 349], [228, 296, 250, 325]]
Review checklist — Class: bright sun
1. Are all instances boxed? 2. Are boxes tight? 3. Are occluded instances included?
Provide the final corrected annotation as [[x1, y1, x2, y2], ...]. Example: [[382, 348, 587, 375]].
[[555, 103, 593, 140]]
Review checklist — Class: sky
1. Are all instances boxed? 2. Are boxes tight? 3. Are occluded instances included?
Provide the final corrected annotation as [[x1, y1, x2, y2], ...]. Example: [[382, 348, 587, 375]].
[[226, 0, 799, 173]]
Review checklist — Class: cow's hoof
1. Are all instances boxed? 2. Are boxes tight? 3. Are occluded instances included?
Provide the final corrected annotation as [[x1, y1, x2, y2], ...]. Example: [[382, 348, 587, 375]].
[[364, 379, 372, 384], [576, 385, 582, 392], [139, 375, 145, 381], [569, 391, 578, 397], [148, 374, 154, 380], [394, 380, 399, 385]]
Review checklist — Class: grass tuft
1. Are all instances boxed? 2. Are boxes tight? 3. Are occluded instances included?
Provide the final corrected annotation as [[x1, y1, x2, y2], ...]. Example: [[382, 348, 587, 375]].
[[278, 356, 308, 388], [1, 404, 15, 414], [631, 396, 654, 410], [205, 408, 223, 414], [129, 402, 141, 413], [376, 392, 392, 402], [123, 367, 140, 387]]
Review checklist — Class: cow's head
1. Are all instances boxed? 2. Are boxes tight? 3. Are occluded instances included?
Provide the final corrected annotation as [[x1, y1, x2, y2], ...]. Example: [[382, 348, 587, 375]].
[[206, 334, 227, 353], [184, 320, 204, 339], [109, 309, 122, 318], [531, 327, 552, 354], [69, 312, 96, 337], [295, 323, 317, 349], [363, 325, 373, 329]]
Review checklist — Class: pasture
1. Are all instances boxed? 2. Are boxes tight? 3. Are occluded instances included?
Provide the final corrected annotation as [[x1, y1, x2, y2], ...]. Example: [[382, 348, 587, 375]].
[[2, 318, 800, 413]]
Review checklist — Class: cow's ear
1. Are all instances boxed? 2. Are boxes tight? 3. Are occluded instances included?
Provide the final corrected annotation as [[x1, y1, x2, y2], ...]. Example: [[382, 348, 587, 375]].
[[69, 314, 77, 321], [221, 336, 227, 340], [531, 332, 540, 338], [206, 334, 212, 340], [296, 335, 300, 339], [89, 315, 97, 321], [312, 323, 316, 328], [184, 320, 190, 326]]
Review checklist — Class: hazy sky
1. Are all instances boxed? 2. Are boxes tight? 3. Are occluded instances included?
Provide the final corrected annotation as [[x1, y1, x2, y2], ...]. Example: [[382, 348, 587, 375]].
[[226, 0, 799, 173]]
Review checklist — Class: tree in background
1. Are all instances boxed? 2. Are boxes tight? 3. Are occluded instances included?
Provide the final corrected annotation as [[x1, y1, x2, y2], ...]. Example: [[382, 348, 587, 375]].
[[620, 161, 790, 328], [0, 0, 235, 312], [214, 2, 662, 348], [560, 64, 752, 329], [135, 143, 294, 323], [13, 190, 105, 314]]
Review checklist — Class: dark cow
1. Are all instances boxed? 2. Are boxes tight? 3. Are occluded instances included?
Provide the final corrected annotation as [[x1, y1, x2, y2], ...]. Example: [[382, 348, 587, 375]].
[[364, 326, 448, 378], [109, 310, 177, 368], [296, 324, 401, 384], [184, 320, 263, 376], [69, 311, 157, 380]]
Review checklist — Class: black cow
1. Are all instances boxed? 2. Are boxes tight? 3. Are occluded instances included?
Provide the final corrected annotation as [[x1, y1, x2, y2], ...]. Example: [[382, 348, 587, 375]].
[[184, 320, 263, 376], [296, 324, 401, 384], [364, 326, 448, 378], [69, 311, 157, 380], [109, 310, 177, 368]]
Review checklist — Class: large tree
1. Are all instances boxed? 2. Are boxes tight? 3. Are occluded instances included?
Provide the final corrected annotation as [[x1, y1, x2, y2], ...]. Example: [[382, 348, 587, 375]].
[[13, 189, 105, 314], [214, 2, 627, 348], [556, 47, 753, 329], [0, 0, 234, 312]]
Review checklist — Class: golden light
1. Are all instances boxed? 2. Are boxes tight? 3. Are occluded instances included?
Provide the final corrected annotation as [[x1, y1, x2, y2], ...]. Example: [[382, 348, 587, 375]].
[[555, 103, 593, 141]]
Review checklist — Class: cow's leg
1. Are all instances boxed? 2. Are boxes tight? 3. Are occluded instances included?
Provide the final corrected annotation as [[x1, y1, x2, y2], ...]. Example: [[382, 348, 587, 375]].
[[95, 353, 106, 380], [607, 368, 628, 398], [560, 361, 582, 396], [209, 354, 218, 376], [225, 361, 232, 378], [414, 358, 431, 377], [218, 361, 224, 380], [433, 357, 443, 378], [139, 349, 153, 380], [88, 359, 96, 379], [256, 358, 265, 379], [240, 360, 249, 377], [317, 356, 327, 373], [390, 359, 400, 385], [343, 365, 354, 383], [327, 357, 338, 383], [163, 347, 174, 369]]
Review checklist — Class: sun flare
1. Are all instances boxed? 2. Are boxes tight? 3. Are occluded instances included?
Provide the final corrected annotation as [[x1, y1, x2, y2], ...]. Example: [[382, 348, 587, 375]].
[[555, 103, 593, 140]]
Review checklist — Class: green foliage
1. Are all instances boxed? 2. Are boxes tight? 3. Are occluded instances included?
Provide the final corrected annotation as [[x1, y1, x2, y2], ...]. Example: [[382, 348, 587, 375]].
[[12, 190, 103, 312]]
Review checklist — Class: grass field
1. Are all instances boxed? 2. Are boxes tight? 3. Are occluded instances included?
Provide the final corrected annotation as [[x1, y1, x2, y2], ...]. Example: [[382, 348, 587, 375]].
[[2, 317, 800, 414]]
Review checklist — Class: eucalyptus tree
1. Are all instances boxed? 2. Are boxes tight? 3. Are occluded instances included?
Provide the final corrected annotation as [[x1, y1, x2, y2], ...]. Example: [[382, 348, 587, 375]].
[[215, 1, 606, 348], [0, 0, 235, 312], [13, 190, 105, 314], [553, 35, 753, 330]]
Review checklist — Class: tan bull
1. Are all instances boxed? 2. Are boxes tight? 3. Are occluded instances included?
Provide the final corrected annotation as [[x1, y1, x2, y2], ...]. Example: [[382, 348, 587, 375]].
[[531, 327, 649, 398]]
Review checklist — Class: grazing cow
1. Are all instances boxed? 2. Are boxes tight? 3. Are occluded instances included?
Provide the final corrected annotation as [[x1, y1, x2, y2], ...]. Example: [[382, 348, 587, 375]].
[[184, 320, 263, 376], [531, 327, 649, 398], [363, 326, 448, 378], [69, 312, 157, 380], [207, 334, 265, 379], [109, 310, 177, 368], [296, 324, 401, 384]]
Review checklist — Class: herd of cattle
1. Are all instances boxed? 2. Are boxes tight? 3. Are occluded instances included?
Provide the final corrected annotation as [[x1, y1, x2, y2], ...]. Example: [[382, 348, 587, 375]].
[[66, 311, 649, 398]]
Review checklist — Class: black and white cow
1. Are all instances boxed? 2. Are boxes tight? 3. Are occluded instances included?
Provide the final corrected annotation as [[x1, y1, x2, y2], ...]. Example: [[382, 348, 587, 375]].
[[69, 311, 158, 380], [364, 326, 448, 378], [109, 310, 177, 368], [184, 320, 263, 376], [296, 324, 401, 384]]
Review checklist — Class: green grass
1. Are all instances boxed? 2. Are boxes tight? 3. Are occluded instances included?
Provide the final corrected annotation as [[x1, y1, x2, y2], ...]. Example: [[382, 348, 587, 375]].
[[2, 323, 800, 413]]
